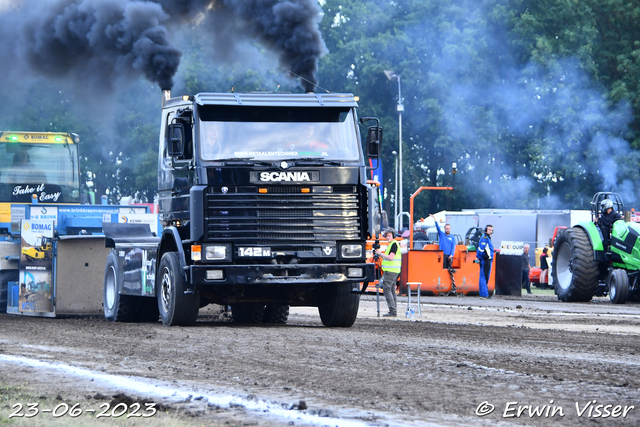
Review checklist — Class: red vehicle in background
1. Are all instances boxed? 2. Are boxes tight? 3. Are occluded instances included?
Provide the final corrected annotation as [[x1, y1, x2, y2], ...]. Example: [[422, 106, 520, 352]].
[[530, 226, 566, 288]]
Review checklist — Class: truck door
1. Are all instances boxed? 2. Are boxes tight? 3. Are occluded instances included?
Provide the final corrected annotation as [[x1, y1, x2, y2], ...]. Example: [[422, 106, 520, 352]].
[[158, 109, 193, 217]]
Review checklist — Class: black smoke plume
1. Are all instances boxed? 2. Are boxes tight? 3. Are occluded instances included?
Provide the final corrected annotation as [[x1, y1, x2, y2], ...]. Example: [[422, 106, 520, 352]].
[[0, 0, 327, 91], [7, 0, 181, 90], [154, 0, 328, 91], [220, 0, 327, 92]]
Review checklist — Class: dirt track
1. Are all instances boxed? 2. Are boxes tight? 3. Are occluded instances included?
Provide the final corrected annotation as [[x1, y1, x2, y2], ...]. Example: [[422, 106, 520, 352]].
[[1, 294, 639, 426]]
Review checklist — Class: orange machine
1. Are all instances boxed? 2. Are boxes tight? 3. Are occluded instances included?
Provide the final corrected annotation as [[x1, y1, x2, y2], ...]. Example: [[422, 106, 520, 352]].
[[399, 186, 495, 296], [399, 243, 495, 295]]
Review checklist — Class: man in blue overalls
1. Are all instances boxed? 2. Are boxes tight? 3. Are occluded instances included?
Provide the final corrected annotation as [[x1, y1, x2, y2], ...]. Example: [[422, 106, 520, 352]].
[[476, 225, 494, 299]]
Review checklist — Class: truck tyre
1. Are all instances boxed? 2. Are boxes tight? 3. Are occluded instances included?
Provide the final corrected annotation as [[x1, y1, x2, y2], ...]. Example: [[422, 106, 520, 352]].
[[318, 283, 360, 327], [552, 228, 599, 302], [608, 269, 629, 304], [232, 304, 265, 323], [262, 305, 289, 324], [103, 250, 140, 322], [157, 252, 200, 326]]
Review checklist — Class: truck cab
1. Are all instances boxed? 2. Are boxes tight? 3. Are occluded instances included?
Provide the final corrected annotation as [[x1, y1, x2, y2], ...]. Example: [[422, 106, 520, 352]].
[[103, 91, 382, 327], [0, 132, 81, 228]]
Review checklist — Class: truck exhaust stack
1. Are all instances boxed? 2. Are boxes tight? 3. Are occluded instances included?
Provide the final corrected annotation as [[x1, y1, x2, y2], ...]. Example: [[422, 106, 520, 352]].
[[162, 89, 171, 107]]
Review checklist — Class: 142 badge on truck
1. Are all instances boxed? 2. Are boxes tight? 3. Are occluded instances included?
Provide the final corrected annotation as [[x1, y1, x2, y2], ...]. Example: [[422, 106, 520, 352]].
[[237, 247, 271, 257]]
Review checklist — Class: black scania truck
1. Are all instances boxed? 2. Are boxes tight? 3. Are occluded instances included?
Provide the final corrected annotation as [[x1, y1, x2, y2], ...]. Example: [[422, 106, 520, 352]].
[[103, 91, 382, 327]]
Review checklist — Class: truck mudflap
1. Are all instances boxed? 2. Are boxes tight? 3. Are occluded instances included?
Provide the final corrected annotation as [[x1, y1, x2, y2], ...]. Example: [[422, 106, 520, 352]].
[[190, 263, 374, 285], [102, 222, 160, 247], [103, 222, 161, 297]]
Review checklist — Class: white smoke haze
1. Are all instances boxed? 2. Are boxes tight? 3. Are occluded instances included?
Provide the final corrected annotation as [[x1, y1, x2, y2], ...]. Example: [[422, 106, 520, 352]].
[[1, 0, 638, 209], [402, 1, 639, 210], [0, 0, 19, 12]]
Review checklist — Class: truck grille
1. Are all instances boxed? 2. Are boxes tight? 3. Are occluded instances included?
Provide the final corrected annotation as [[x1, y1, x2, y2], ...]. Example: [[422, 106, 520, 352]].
[[205, 186, 361, 249]]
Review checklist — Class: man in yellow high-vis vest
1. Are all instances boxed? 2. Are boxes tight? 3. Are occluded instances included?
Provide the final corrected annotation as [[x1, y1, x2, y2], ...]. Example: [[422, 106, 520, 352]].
[[375, 228, 402, 317]]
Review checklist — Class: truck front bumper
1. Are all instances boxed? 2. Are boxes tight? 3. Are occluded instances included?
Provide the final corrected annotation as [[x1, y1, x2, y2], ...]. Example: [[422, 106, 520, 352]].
[[190, 263, 374, 285]]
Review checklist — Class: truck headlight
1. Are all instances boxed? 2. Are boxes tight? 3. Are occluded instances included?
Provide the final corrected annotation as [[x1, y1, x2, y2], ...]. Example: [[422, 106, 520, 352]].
[[205, 245, 227, 260], [340, 244, 363, 258]]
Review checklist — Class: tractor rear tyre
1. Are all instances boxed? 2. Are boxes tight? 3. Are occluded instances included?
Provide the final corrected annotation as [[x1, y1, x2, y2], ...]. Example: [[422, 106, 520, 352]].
[[157, 252, 200, 326], [262, 305, 289, 324], [608, 269, 629, 304], [232, 304, 266, 323], [318, 283, 360, 327], [103, 250, 140, 322], [552, 228, 599, 302]]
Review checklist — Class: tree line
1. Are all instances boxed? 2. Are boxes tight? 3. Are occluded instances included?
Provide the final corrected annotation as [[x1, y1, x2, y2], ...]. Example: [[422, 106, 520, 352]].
[[1, 0, 639, 216]]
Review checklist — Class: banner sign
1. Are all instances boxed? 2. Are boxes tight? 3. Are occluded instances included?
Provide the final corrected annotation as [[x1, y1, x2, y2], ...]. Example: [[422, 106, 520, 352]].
[[500, 241, 525, 256], [30, 206, 58, 225], [19, 220, 54, 313]]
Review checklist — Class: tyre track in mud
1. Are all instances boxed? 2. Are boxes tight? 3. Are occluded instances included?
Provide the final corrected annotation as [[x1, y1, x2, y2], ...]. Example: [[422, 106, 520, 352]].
[[0, 297, 639, 426]]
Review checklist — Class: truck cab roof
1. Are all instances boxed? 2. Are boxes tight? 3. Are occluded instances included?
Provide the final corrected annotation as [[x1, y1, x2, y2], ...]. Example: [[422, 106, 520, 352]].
[[163, 92, 359, 109]]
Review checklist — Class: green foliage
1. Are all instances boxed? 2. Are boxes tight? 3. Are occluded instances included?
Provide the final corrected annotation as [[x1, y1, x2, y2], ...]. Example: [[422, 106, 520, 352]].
[[1, 0, 639, 216], [318, 0, 640, 219]]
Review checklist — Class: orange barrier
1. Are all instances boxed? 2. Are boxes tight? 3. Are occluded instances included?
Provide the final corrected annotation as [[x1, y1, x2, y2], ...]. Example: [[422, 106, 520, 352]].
[[400, 185, 495, 295], [399, 244, 495, 296]]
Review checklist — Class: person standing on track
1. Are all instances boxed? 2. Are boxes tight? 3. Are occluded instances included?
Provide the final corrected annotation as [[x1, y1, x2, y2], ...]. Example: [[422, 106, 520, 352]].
[[375, 228, 402, 317], [476, 225, 494, 299], [540, 247, 549, 286]]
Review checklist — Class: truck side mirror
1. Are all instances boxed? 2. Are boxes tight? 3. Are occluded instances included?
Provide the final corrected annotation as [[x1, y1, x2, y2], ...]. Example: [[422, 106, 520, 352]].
[[168, 123, 185, 158], [366, 126, 383, 159]]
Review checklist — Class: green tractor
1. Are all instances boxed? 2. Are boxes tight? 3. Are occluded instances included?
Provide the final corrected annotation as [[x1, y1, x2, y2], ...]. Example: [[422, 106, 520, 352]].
[[552, 192, 640, 304]]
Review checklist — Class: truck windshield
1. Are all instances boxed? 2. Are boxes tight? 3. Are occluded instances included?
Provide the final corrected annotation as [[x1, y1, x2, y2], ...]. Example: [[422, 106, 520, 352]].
[[0, 143, 80, 203], [197, 105, 360, 161]]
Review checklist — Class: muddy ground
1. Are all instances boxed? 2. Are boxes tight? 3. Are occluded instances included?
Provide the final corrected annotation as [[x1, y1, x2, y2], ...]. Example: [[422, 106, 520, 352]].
[[1, 293, 639, 426]]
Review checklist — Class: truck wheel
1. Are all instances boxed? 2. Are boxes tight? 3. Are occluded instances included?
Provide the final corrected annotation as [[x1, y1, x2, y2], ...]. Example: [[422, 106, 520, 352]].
[[103, 250, 139, 322], [262, 305, 289, 324], [318, 283, 360, 327], [608, 269, 629, 304], [157, 252, 200, 326], [552, 228, 599, 302], [232, 304, 265, 323]]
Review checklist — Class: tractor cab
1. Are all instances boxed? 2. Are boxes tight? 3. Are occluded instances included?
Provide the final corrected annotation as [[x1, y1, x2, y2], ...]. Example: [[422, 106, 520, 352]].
[[465, 227, 484, 251], [590, 192, 625, 260], [590, 192, 624, 223]]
